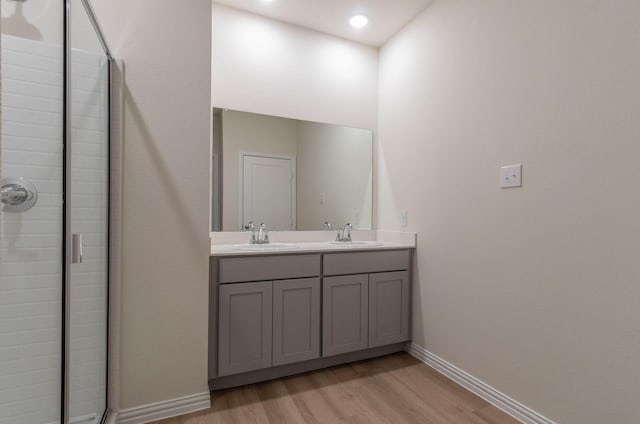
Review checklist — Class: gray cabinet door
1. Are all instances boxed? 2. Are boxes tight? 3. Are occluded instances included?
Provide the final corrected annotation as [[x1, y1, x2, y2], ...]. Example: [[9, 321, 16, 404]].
[[218, 281, 273, 376], [273, 278, 321, 366], [369, 271, 410, 348], [322, 274, 369, 356]]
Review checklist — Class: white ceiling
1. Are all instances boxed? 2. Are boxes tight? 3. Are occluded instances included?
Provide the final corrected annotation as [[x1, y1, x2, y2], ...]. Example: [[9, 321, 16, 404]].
[[213, 0, 433, 47]]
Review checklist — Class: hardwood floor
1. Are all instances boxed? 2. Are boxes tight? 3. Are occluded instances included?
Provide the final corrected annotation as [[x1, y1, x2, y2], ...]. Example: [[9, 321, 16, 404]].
[[152, 353, 520, 424]]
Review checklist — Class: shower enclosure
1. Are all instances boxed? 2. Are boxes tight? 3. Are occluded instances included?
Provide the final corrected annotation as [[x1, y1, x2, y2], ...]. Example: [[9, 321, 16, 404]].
[[0, 1, 112, 423]]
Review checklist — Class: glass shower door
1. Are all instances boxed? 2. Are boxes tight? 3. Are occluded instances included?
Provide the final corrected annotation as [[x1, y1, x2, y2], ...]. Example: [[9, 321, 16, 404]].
[[0, 3, 65, 424], [1, 1, 111, 423], [68, 1, 110, 423]]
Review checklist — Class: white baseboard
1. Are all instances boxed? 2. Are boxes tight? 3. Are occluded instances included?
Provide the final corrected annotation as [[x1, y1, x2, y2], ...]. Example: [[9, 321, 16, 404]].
[[406, 343, 555, 424], [117, 392, 211, 424], [106, 411, 118, 424]]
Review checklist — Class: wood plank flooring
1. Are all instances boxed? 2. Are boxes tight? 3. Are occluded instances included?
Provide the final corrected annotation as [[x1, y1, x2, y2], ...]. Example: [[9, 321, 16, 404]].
[[152, 353, 520, 424]]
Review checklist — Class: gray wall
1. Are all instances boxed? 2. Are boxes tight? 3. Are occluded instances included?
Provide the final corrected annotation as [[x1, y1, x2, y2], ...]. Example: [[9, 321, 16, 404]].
[[297, 121, 372, 231], [211, 3, 378, 132], [92, 0, 212, 411], [378, 1, 640, 423]]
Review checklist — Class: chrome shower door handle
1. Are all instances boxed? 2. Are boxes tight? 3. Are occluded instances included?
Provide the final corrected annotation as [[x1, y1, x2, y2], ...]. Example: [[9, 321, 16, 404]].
[[1, 184, 29, 205], [0, 177, 38, 212], [71, 234, 83, 264]]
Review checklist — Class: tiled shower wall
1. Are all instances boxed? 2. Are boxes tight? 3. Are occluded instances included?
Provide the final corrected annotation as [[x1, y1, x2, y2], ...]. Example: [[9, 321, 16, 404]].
[[0, 35, 108, 424], [0, 35, 64, 424]]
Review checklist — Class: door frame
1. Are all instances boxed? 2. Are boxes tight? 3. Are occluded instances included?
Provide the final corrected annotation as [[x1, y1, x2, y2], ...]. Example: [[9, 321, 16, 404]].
[[238, 152, 296, 231], [211, 153, 221, 231]]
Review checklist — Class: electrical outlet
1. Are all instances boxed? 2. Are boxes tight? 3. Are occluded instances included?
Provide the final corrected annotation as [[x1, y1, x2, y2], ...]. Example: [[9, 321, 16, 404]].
[[400, 210, 408, 227]]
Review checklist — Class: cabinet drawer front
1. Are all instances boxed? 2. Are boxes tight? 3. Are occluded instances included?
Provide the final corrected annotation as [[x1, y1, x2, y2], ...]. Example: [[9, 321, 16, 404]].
[[323, 250, 410, 276], [219, 254, 321, 283]]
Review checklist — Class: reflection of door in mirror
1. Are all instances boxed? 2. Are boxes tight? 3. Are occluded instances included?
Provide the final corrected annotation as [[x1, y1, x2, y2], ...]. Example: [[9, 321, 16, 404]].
[[241, 154, 296, 231]]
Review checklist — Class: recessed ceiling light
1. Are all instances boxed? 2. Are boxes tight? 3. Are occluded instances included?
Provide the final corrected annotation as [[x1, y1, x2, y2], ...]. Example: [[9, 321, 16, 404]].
[[350, 15, 368, 29]]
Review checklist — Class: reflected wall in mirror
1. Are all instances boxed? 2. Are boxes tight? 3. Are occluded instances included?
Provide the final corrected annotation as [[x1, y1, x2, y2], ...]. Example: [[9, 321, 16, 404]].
[[212, 109, 373, 232]]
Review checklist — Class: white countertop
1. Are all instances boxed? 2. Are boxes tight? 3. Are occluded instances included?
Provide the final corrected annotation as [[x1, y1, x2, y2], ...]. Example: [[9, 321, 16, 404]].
[[210, 230, 416, 257], [211, 241, 415, 256]]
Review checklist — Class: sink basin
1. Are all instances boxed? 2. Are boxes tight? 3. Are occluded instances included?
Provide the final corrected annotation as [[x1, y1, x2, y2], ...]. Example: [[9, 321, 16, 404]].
[[230, 243, 300, 251], [328, 241, 384, 247]]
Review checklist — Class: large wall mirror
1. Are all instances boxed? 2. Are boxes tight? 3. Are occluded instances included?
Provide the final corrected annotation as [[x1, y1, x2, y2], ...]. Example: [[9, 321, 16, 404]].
[[212, 108, 373, 231]]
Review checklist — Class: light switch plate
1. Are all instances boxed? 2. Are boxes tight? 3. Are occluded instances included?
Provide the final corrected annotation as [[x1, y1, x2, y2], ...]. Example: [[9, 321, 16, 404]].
[[500, 164, 522, 188]]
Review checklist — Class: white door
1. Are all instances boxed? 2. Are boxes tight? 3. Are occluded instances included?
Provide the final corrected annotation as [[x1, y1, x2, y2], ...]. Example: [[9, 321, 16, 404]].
[[242, 155, 295, 230]]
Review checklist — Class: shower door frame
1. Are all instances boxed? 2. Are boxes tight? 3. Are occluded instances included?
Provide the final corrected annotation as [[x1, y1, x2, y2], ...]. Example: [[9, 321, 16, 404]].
[[63, 1, 114, 424]]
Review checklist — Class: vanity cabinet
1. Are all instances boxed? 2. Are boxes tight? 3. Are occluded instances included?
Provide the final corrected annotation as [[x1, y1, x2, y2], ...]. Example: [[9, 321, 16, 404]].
[[321, 271, 411, 355], [217, 254, 322, 377], [218, 277, 322, 375], [322, 250, 411, 356], [211, 248, 412, 387]]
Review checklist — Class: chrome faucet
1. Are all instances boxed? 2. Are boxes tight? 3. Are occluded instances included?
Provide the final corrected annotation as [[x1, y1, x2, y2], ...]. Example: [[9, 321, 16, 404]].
[[323, 221, 333, 231], [336, 223, 352, 242], [251, 222, 270, 244]]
